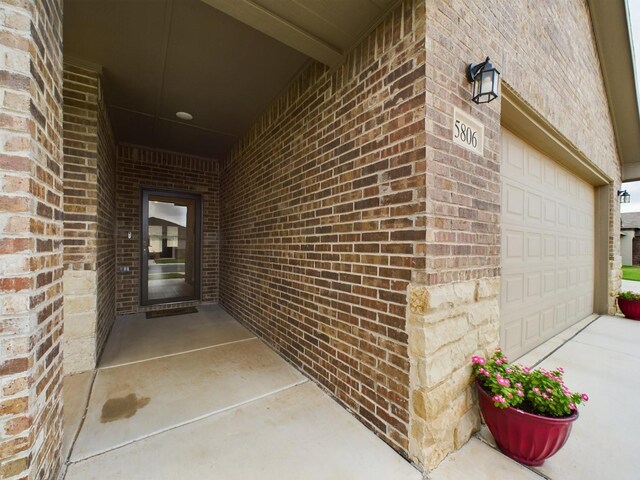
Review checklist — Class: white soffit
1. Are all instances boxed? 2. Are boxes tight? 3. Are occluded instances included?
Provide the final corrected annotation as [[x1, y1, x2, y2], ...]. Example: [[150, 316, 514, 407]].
[[588, 0, 640, 180]]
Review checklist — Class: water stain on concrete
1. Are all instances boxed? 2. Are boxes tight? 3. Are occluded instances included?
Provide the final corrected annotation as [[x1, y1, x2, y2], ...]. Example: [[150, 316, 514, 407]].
[[100, 394, 150, 423]]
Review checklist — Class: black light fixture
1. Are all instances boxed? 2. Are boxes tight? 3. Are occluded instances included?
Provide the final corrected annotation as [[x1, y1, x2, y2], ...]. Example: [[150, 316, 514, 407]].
[[618, 189, 631, 204], [466, 57, 500, 104]]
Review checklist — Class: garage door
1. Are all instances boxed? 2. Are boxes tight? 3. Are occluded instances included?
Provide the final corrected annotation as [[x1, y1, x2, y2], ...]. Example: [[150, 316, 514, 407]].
[[500, 129, 594, 358]]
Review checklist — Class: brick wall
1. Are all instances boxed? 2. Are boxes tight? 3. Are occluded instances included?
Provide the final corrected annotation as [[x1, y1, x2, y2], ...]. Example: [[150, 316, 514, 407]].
[[0, 0, 64, 478], [407, 0, 622, 470], [116, 145, 219, 314], [220, 0, 426, 456], [422, 0, 619, 288], [610, 188, 622, 311], [96, 72, 117, 361], [62, 63, 117, 373]]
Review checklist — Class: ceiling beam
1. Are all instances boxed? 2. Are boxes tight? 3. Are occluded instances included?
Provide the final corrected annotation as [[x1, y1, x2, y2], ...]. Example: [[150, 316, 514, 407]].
[[588, 0, 640, 180], [200, 0, 344, 67]]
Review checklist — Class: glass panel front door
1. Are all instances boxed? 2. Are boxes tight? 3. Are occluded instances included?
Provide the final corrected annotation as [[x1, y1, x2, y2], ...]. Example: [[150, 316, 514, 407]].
[[141, 190, 201, 305]]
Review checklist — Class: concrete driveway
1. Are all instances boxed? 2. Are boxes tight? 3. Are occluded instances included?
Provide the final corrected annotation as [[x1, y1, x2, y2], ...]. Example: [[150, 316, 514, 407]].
[[429, 314, 640, 480], [621, 279, 640, 294]]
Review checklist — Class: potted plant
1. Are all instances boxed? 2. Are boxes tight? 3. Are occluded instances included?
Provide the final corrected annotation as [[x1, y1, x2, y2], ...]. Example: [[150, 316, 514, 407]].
[[471, 350, 588, 466], [617, 290, 640, 320]]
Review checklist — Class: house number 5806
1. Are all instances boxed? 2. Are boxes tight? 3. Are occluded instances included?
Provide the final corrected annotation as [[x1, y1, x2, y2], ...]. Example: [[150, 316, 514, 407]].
[[454, 120, 478, 148], [452, 108, 484, 155]]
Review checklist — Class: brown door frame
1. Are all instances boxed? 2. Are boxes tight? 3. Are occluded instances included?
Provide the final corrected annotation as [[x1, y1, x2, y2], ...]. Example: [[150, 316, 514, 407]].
[[140, 188, 202, 306]]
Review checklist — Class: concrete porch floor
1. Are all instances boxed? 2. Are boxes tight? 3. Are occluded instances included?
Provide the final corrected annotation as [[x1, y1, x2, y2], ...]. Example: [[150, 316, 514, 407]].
[[61, 305, 422, 480], [62, 306, 640, 479], [429, 313, 640, 480]]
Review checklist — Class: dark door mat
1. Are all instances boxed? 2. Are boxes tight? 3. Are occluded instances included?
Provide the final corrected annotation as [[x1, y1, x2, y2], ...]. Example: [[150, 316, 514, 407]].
[[146, 307, 198, 319]]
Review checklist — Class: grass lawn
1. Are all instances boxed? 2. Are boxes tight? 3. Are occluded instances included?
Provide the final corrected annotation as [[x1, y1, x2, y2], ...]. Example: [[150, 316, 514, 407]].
[[622, 266, 640, 281], [154, 258, 185, 264]]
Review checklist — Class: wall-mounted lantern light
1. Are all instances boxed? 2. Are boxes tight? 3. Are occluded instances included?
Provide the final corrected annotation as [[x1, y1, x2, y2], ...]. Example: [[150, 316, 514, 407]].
[[618, 189, 631, 204], [466, 57, 500, 104]]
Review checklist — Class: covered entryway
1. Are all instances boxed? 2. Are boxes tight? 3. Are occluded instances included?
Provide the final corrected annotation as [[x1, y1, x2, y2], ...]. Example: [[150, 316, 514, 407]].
[[500, 129, 595, 358], [59, 0, 426, 475]]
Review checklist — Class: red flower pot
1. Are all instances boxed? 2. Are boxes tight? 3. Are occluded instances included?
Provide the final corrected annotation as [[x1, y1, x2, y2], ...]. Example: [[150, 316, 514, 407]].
[[617, 297, 640, 320], [476, 382, 578, 466]]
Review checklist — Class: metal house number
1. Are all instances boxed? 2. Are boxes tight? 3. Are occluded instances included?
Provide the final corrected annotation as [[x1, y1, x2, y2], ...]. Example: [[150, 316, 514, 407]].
[[452, 107, 484, 156]]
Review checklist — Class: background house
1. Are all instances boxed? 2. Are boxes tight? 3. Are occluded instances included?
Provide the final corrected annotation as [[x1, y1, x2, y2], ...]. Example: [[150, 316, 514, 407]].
[[621, 212, 640, 265]]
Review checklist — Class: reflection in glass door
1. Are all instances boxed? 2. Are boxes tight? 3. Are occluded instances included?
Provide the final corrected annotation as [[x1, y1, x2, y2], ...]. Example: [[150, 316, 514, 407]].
[[141, 190, 201, 305]]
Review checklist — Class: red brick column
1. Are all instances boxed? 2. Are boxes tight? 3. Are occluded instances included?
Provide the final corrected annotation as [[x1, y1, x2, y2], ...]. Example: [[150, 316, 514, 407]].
[[0, 1, 64, 478]]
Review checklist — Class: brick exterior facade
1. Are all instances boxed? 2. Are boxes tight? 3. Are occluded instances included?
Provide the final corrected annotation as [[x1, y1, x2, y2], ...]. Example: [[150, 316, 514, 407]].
[[62, 63, 117, 374], [96, 70, 117, 360], [220, 0, 426, 456], [407, 0, 622, 470], [0, 0, 626, 476], [0, 0, 64, 478], [116, 145, 219, 314], [218, 0, 622, 468]]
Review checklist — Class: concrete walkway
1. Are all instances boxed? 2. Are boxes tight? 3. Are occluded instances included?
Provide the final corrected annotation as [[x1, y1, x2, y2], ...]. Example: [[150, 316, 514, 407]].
[[62, 306, 640, 479], [429, 314, 640, 480], [621, 278, 640, 294], [62, 305, 421, 480]]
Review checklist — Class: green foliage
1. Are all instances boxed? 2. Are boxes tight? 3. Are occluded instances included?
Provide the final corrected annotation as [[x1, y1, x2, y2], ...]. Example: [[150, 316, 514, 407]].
[[618, 290, 640, 302], [472, 350, 588, 418]]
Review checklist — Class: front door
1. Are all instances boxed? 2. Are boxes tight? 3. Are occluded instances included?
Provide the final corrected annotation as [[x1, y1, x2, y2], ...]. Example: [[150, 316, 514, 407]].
[[141, 189, 202, 306]]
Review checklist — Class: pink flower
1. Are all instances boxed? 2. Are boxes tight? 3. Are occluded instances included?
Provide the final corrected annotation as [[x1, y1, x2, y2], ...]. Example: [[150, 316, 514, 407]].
[[495, 359, 502, 366], [523, 367, 531, 375], [505, 368, 513, 374], [542, 393, 549, 399], [506, 392, 513, 399], [492, 395, 506, 404], [581, 393, 589, 402], [517, 390, 524, 397], [501, 357, 508, 363], [484, 370, 490, 377], [557, 367, 565, 374], [569, 402, 576, 410], [532, 387, 540, 394], [497, 377, 511, 387], [546, 388, 553, 393], [472, 356, 485, 365], [515, 383, 522, 389]]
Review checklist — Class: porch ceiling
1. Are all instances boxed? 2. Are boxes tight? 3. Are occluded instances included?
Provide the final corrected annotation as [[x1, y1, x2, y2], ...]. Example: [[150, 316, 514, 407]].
[[63, 0, 397, 159]]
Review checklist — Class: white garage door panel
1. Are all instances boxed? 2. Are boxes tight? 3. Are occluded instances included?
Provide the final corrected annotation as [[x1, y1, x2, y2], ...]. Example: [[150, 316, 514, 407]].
[[500, 129, 594, 358]]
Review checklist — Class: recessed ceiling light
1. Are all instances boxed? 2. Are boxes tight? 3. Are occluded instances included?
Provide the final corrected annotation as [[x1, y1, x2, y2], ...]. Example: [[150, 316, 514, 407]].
[[176, 111, 193, 121]]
